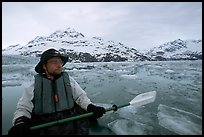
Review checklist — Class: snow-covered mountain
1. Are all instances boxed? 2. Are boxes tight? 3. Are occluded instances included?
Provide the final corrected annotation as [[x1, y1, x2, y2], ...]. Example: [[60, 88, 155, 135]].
[[145, 39, 202, 60], [2, 27, 202, 62], [2, 27, 149, 62]]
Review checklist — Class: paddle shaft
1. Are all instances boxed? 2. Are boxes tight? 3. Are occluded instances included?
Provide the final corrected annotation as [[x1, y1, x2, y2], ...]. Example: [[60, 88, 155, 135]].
[[29, 103, 130, 131]]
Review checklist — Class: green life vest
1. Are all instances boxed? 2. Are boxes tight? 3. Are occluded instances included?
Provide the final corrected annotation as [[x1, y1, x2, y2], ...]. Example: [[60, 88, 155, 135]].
[[33, 72, 74, 115]]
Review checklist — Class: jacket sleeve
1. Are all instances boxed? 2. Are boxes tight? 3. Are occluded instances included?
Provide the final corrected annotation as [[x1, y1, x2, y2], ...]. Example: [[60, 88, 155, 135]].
[[12, 81, 34, 126], [69, 76, 92, 111]]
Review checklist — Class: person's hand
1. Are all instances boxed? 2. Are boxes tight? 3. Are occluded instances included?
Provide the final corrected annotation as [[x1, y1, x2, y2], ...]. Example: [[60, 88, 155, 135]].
[[8, 116, 30, 135], [87, 104, 106, 119]]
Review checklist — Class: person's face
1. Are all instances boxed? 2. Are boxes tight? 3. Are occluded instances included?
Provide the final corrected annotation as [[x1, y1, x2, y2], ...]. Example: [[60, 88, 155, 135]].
[[43, 57, 63, 76]]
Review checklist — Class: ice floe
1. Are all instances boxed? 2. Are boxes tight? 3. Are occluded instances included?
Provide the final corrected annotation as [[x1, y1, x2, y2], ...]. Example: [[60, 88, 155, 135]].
[[157, 104, 202, 135]]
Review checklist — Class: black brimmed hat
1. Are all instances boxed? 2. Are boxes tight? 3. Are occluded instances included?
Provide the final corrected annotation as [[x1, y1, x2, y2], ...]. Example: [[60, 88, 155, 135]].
[[35, 48, 68, 73]]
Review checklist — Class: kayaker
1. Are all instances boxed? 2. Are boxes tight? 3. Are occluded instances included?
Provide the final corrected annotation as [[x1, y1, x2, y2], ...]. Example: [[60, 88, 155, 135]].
[[8, 48, 106, 135]]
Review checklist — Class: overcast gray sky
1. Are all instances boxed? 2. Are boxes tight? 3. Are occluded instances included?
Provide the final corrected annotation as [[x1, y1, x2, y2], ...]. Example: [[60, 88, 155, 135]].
[[2, 2, 202, 51]]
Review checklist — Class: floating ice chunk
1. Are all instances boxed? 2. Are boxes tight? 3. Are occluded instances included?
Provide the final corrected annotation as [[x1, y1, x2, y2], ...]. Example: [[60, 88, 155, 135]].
[[2, 80, 22, 87], [116, 105, 138, 119], [107, 119, 153, 135], [155, 65, 163, 69], [115, 105, 153, 124], [120, 74, 138, 79], [157, 104, 202, 135], [118, 105, 151, 122], [165, 69, 175, 74], [116, 69, 130, 73]]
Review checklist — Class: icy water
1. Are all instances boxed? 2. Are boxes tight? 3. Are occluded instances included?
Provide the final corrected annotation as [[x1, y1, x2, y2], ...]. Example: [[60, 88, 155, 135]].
[[2, 60, 202, 135]]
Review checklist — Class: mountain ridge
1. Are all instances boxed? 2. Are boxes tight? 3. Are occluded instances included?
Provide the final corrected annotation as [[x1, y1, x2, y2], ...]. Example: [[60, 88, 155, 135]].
[[145, 39, 202, 60], [3, 27, 202, 62]]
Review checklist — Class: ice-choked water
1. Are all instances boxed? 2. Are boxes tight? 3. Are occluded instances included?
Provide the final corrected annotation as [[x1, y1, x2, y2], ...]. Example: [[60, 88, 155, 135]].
[[2, 59, 202, 135]]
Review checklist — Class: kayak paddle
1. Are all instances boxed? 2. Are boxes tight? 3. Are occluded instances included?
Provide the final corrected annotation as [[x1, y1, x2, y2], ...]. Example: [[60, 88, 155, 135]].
[[30, 90, 156, 130]]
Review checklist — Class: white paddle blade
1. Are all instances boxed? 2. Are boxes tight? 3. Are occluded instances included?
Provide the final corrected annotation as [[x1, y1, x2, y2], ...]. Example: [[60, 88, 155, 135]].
[[129, 91, 156, 107]]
